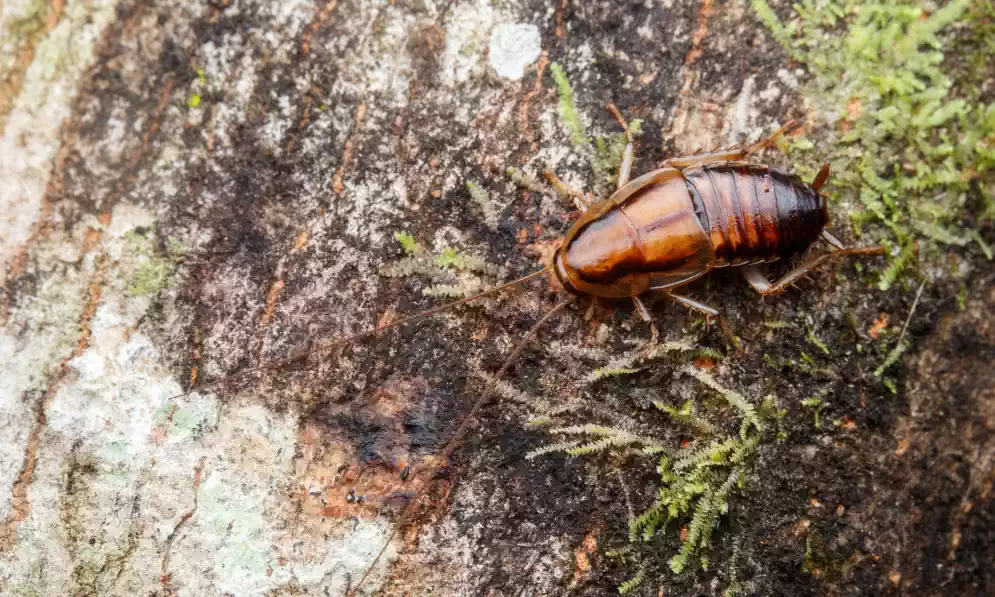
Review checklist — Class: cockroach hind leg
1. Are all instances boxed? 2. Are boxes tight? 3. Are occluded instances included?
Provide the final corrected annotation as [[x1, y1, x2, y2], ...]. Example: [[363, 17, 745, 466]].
[[750, 254, 833, 296], [821, 230, 886, 256], [741, 264, 774, 295], [662, 290, 719, 319], [821, 228, 846, 251], [754, 234, 886, 297]]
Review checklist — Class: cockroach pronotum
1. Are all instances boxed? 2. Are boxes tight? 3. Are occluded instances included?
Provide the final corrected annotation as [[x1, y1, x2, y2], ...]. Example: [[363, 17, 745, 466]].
[[170, 105, 883, 593]]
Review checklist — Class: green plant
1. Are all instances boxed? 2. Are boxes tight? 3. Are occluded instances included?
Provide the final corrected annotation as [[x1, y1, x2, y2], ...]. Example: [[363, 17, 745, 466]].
[[753, 0, 995, 291], [530, 366, 779, 575]]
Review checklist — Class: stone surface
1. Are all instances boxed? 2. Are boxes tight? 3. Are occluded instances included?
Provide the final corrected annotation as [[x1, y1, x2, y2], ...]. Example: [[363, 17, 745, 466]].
[[1, 1, 992, 596]]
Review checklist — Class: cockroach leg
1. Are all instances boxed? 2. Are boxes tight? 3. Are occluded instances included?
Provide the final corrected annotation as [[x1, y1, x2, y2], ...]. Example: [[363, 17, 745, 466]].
[[543, 169, 590, 212], [631, 295, 659, 345], [606, 103, 633, 143], [662, 290, 719, 318], [618, 143, 634, 189], [743, 237, 885, 296], [663, 121, 798, 169], [606, 103, 635, 189], [741, 119, 799, 155], [811, 162, 831, 191], [542, 168, 590, 212], [820, 228, 846, 251], [663, 290, 739, 349], [741, 257, 831, 296], [584, 297, 598, 321], [663, 148, 746, 169]]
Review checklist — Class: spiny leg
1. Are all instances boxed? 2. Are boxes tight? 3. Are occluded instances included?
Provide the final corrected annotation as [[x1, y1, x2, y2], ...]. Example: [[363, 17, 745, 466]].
[[741, 119, 799, 154], [631, 295, 659, 345], [662, 290, 739, 349], [741, 233, 885, 296], [544, 169, 590, 211], [820, 228, 846, 251], [664, 119, 799, 169], [606, 103, 634, 189]]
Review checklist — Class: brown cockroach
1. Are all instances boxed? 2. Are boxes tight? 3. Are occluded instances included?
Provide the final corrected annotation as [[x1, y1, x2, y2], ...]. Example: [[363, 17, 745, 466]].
[[172, 105, 882, 594], [547, 105, 884, 342]]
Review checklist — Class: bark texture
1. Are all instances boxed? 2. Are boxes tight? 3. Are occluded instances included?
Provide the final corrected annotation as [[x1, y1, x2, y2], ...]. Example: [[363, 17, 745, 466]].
[[1, 0, 992, 596]]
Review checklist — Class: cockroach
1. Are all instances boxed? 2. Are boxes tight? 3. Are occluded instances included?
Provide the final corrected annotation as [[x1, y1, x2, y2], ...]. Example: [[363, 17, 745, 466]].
[[547, 105, 884, 342], [171, 105, 882, 594]]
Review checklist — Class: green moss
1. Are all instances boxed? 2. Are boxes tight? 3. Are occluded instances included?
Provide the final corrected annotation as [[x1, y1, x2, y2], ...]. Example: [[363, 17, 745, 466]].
[[617, 567, 646, 594], [435, 247, 463, 269], [505, 166, 545, 192], [805, 328, 830, 356], [753, 0, 994, 291], [393, 231, 419, 254], [800, 396, 825, 429], [548, 63, 643, 192], [550, 62, 591, 153], [530, 368, 778, 579], [380, 233, 500, 298]]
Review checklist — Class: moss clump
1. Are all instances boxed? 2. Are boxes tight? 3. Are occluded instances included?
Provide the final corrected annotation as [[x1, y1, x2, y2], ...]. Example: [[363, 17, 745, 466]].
[[393, 231, 419, 254], [529, 364, 784, 580], [753, 0, 994, 290], [548, 63, 644, 193], [379, 233, 500, 299], [550, 62, 591, 153]]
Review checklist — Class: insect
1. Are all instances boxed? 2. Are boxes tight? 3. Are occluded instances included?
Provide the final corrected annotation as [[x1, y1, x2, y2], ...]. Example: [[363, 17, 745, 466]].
[[172, 105, 882, 594], [547, 105, 883, 343]]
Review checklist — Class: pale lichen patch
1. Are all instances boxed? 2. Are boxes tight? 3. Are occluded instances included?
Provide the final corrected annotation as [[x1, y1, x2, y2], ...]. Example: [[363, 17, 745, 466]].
[[487, 23, 542, 81]]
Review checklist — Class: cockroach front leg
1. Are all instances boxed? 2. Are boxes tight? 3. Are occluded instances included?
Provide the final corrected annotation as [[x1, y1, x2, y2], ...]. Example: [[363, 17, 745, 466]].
[[606, 103, 634, 189], [741, 230, 885, 296], [543, 169, 591, 212]]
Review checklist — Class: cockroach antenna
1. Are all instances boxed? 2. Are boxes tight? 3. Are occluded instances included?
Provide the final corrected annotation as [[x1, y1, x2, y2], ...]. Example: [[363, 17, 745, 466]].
[[166, 267, 551, 402], [347, 295, 574, 596]]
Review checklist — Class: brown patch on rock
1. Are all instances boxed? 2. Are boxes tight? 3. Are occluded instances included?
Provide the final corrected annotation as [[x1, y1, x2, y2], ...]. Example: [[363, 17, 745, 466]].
[[289, 376, 448, 540], [571, 524, 601, 585]]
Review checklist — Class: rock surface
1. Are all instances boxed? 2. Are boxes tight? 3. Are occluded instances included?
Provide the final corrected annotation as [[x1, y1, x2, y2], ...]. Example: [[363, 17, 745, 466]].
[[1, 1, 992, 596]]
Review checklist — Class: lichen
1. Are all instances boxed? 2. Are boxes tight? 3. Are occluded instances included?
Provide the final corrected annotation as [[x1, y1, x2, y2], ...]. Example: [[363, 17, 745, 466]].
[[122, 231, 183, 297]]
